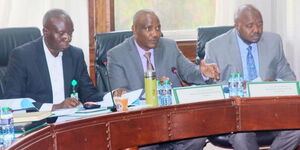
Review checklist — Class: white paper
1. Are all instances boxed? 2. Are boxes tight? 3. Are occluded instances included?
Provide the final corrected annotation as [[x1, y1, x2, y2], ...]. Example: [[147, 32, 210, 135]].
[[248, 82, 299, 97], [0, 98, 36, 110], [173, 85, 225, 104]]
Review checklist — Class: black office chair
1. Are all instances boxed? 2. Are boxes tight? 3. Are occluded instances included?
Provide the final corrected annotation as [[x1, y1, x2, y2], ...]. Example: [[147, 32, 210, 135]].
[[196, 26, 234, 63], [94, 31, 133, 95], [0, 27, 41, 99], [196, 26, 277, 148]]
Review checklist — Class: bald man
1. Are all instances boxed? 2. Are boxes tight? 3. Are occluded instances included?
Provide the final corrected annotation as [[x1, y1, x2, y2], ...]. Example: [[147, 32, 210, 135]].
[[204, 4, 300, 150], [107, 9, 216, 150], [4, 9, 103, 111]]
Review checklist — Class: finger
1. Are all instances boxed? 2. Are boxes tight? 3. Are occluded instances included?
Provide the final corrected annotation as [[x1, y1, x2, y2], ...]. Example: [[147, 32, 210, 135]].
[[200, 59, 205, 66]]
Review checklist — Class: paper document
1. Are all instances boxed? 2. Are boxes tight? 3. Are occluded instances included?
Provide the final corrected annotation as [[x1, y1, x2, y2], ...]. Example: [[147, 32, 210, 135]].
[[0, 98, 36, 110], [13, 111, 51, 123]]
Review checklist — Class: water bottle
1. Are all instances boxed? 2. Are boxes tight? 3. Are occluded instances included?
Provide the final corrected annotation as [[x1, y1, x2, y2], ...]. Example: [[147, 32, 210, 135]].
[[163, 80, 172, 106], [236, 73, 244, 97], [157, 80, 165, 106], [0, 107, 15, 147], [228, 73, 237, 97]]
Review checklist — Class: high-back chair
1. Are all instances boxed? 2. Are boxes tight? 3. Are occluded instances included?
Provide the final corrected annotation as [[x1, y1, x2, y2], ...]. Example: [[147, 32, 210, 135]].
[[197, 26, 277, 149], [0, 27, 41, 98], [196, 26, 234, 62], [94, 31, 133, 95]]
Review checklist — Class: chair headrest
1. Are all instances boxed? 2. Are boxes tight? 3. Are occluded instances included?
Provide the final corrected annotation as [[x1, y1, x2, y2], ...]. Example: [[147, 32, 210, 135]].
[[0, 27, 41, 66]]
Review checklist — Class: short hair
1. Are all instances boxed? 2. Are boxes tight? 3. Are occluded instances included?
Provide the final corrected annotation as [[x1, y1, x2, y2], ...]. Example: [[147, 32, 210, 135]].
[[132, 9, 156, 25], [43, 9, 72, 28]]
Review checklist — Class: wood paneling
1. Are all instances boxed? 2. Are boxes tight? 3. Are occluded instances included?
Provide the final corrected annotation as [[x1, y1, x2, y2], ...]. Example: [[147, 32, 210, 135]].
[[177, 40, 197, 63], [88, 0, 114, 84]]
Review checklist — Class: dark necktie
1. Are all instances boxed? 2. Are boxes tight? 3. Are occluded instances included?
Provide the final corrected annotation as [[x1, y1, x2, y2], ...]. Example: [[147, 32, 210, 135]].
[[144, 52, 154, 71], [247, 46, 258, 81]]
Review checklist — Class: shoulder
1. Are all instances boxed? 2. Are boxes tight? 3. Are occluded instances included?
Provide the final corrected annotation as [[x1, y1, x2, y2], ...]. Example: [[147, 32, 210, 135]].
[[107, 36, 134, 55], [260, 32, 281, 42], [206, 29, 235, 46], [12, 37, 42, 57]]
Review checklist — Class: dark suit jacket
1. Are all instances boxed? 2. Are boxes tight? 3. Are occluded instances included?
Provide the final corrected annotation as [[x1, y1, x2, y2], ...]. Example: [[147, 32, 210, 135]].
[[4, 37, 103, 108], [107, 36, 205, 91]]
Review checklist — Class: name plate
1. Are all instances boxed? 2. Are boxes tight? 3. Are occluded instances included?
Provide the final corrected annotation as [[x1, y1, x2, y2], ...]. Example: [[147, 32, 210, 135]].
[[247, 81, 300, 97], [173, 84, 225, 104]]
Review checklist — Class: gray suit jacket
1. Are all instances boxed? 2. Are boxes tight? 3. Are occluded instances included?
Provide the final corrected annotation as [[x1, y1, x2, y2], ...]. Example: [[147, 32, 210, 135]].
[[107, 36, 205, 91], [204, 29, 296, 83]]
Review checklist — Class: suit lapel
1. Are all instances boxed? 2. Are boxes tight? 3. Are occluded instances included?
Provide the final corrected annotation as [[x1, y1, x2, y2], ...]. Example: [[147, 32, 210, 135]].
[[35, 38, 53, 101], [62, 48, 73, 98], [229, 29, 244, 74], [128, 38, 144, 82], [154, 41, 163, 77], [257, 36, 266, 80]]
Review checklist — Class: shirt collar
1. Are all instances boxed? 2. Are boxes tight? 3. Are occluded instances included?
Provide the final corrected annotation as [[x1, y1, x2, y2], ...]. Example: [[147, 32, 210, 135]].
[[42, 37, 63, 58]]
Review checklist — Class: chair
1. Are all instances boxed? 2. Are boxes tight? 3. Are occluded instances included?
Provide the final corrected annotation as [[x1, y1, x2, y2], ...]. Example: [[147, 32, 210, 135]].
[[94, 31, 133, 95], [0, 27, 41, 98], [196, 26, 276, 149], [196, 26, 234, 61]]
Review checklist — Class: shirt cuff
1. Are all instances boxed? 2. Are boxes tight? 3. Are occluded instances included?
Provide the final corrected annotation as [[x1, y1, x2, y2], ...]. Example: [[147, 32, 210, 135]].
[[39, 103, 53, 111], [201, 73, 210, 81]]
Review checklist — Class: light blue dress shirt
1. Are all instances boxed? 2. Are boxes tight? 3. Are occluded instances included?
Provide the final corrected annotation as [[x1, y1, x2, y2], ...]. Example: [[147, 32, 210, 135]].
[[236, 34, 260, 81]]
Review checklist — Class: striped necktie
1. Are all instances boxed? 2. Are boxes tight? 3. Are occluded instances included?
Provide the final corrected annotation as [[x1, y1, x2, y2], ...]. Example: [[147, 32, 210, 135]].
[[144, 52, 154, 71]]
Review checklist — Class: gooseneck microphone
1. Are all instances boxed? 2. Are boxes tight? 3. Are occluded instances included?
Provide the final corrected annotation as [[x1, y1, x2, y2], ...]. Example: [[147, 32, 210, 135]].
[[171, 67, 186, 87], [102, 59, 117, 112]]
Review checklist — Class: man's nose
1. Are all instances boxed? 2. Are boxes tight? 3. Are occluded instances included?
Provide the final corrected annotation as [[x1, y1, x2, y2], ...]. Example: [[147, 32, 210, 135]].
[[62, 33, 72, 42]]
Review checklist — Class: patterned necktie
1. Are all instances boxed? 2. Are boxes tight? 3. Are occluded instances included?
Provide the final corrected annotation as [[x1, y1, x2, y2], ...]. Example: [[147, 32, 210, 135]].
[[247, 46, 258, 81], [144, 52, 154, 71]]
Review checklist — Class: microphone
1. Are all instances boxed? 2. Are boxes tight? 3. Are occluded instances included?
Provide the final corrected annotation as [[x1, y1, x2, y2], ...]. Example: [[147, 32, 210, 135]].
[[171, 67, 187, 87], [102, 59, 117, 112]]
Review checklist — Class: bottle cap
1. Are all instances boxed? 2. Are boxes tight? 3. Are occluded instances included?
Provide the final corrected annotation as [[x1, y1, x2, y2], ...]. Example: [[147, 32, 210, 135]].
[[163, 80, 170, 84], [144, 71, 156, 78]]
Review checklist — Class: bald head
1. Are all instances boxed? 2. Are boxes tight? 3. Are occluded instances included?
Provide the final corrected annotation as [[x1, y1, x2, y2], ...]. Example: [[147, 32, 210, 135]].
[[132, 9, 161, 51], [43, 9, 74, 56], [234, 4, 263, 44]]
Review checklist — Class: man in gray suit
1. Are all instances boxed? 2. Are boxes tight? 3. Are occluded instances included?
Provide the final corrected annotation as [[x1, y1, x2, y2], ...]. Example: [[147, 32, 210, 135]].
[[107, 9, 220, 150], [205, 4, 300, 150]]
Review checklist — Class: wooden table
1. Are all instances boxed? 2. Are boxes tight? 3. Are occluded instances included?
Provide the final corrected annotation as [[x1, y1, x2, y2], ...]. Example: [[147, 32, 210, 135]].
[[8, 96, 300, 150]]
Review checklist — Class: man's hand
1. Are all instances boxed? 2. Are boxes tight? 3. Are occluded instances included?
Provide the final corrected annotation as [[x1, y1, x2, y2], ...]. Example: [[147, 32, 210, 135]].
[[200, 60, 220, 81], [113, 88, 128, 97], [52, 98, 80, 111]]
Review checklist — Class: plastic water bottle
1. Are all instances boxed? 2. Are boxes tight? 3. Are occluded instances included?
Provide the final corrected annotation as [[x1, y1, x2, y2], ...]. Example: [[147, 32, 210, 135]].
[[157, 80, 165, 106], [228, 73, 237, 97], [0, 107, 15, 147], [163, 80, 172, 106], [236, 73, 244, 97], [157, 80, 172, 106]]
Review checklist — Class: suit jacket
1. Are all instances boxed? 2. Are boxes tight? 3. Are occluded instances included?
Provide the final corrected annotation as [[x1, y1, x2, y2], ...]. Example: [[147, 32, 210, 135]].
[[204, 29, 296, 83], [107, 36, 205, 91], [4, 37, 103, 108]]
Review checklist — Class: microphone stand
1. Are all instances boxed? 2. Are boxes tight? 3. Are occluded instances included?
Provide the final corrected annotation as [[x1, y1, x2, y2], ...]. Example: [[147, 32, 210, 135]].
[[103, 61, 117, 112]]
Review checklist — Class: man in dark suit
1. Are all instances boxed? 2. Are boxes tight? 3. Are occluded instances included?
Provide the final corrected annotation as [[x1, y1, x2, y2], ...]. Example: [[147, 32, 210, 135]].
[[3, 9, 102, 111], [107, 9, 220, 150], [205, 4, 300, 150]]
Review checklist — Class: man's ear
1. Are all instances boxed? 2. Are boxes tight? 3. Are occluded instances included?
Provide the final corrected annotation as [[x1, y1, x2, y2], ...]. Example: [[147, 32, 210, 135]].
[[42, 28, 48, 36], [131, 25, 135, 33]]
